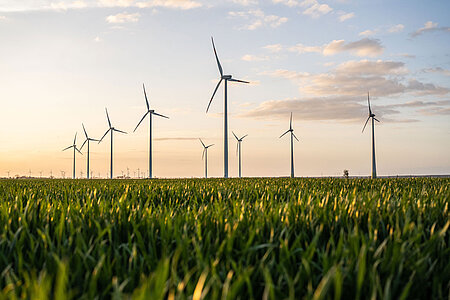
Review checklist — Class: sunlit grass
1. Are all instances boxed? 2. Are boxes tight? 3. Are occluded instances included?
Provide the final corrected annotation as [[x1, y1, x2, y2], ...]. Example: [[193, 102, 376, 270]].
[[0, 178, 448, 299]]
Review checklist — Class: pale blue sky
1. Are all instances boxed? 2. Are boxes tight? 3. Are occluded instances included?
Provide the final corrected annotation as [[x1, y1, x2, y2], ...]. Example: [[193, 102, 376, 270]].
[[0, 0, 449, 178]]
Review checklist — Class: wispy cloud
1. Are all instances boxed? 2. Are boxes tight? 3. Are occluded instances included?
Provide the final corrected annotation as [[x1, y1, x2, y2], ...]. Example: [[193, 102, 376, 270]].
[[388, 24, 404, 33], [231, 0, 258, 6], [241, 54, 269, 61], [284, 38, 384, 57], [263, 44, 283, 53], [423, 67, 450, 76], [338, 12, 354, 22], [272, 0, 332, 18], [106, 12, 140, 23], [411, 21, 450, 37], [229, 9, 288, 30]]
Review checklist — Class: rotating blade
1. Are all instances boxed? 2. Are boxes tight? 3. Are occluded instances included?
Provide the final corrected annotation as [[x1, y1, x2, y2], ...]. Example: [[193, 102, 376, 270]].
[[206, 78, 223, 113], [211, 37, 223, 77]]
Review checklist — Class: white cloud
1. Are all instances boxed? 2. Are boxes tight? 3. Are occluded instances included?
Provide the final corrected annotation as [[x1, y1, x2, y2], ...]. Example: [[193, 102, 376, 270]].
[[301, 0, 332, 18], [231, 0, 258, 6], [359, 29, 377, 37], [135, 0, 202, 9], [411, 21, 450, 37], [338, 12, 354, 22], [263, 44, 283, 53], [323, 38, 383, 57], [229, 9, 288, 30], [388, 24, 404, 33], [106, 12, 140, 23], [288, 43, 321, 54], [272, 0, 300, 6], [423, 67, 450, 76], [0, 15, 6, 20], [241, 54, 269, 61], [94, 36, 102, 42]]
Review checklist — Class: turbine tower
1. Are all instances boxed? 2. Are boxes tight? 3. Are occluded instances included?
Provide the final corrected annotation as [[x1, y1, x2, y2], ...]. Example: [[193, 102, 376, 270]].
[[62, 132, 83, 179], [362, 92, 380, 179], [99, 108, 127, 179], [280, 113, 299, 178], [134, 84, 169, 179], [206, 37, 249, 178], [232, 131, 248, 178], [80, 123, 99, 179], [200, 139, 214, 179]]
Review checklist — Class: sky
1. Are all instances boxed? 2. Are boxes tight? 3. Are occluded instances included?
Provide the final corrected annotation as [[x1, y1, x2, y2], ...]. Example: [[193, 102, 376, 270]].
[[0, 0, 449, 178]]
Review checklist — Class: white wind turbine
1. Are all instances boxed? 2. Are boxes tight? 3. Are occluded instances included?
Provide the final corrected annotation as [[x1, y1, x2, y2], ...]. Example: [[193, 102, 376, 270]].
[[62, 132, 83, 179], [80, 123, 99, 179], [206, 37, 249, 178], [362, 92, 380, 179], [99, 108, 127, 179], [200, 139, 214, 179], [133, 84, 169, 179], [280, 113, 299, 178], [232, 131, 248, 178]]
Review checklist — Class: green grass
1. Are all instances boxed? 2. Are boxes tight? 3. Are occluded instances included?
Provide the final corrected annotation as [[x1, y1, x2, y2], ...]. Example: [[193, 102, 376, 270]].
[[0, 178, 448, 299]]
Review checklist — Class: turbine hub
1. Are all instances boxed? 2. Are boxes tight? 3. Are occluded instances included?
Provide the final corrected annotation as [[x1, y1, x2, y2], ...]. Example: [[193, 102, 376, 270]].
[[222, 75, 232, 79]]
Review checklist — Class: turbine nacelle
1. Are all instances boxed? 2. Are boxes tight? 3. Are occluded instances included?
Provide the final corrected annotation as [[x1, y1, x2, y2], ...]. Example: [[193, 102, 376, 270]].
[[222, 75, 232, 79]]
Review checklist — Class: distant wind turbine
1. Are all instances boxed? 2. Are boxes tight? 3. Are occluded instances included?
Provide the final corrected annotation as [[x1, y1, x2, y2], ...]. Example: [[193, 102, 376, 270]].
[[206, 37, 249, 178], [80, 123, 99, 179], [200, 139, 214, 179], [134, 84, 169, 179], [232, 132, 248, 178], [62, 133, 83, 179], [280, 113, 299, 178], [362, 92, 380, 179], [99, 108, 127, 179]]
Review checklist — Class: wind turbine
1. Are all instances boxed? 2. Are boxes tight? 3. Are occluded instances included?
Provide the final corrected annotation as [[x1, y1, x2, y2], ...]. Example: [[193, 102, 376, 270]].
[[280, 113, 299, 178], [206, 37, 249, 178], [232, 132, 248, 178], [80, 123, 99, 179], [362, 92, 380, 179], [62, 133, 83, 179], [200, 139, 214, 179], [99, 108, 127, 179], [134, 84, 169, 179]]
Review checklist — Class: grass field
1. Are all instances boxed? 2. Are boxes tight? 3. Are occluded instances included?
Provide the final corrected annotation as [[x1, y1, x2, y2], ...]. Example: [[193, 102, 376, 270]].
[[0, 178, 448, 299]]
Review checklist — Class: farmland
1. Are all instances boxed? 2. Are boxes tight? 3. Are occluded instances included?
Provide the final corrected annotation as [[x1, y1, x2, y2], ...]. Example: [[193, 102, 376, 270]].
[[0, 178, 448, 299]]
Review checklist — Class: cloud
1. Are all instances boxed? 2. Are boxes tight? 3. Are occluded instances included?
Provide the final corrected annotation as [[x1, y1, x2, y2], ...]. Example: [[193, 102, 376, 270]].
[[241, 54, 269, 61], [231, 0, 258, 5], [106, 12, 140, 23], [423, 67, 450, 76], [359, 29, 377, 37], [323, 38, 383, 57], [411, 21, 450, 37], [262, 59, 449, 98], [263, 44, 283, 53], [0, 15, 6, 20], [272, 0, 300, 7], [135, 0, 202, 9], [338, 12, 354, 22], [388, 24, 404, 33], [301, 0, 332, 18], [94, 36, 102, 42], [288, 43, 321, 54], [229, 9, 288, 30]]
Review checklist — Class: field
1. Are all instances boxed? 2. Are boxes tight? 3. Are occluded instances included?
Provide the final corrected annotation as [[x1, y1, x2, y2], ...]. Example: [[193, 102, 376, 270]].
[[0, 178, 448, 299]]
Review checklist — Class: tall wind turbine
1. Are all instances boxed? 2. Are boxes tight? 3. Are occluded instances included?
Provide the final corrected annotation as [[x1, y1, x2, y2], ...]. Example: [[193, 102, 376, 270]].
[[362, 92, 380, 179], [62, 133, 83, 179], [280, 113, 299, 178], [134, 84, 169, 179], [80, 123, 99, 179], [206, 37, 249, 178], [200, 139, 214, 179], [99, 108, 127, 179], [232, 132, 248, 178]]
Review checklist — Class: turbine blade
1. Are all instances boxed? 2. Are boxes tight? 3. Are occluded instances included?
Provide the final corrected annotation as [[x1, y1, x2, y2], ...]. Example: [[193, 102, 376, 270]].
[[80, 139, 87, 150], [62, 145, 73, 151], [113, 128, 127, 134], [211, 37, 223, 77], [202, 148, 205, 160], [143, 83, 150, 110], [280, 130, 290, 138], [105, 108, 111, 128], [199, 138, 205, 148], [228, 78, 249, 84], [206, 78, 223, 113], [374, 117, 380, 122], [89, 138, 100, 142], [241, 134, 248, 140], [232, 131, 238, 141], [73, 132, 77, 145], [76, 147, 83, 155], [82, 123, 88, 139], [153, 112, 169, 119], [290, 112, 293, 130], [292, 132, 299, 142], [362, 116, 370, 133], [368, 92, 372, 114], [134, 111, 149, 132], [99, 129, 110, 143], [207, 144, 214, 148]]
